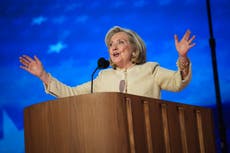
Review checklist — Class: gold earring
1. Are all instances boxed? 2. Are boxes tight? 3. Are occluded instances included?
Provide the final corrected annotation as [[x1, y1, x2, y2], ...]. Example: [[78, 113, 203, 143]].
[[132, 52, 136, 56]]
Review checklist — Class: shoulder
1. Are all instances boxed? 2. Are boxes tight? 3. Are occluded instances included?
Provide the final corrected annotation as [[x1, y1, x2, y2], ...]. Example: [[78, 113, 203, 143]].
[[98, 67, 115, 75], [142, 62, 159, 67], [124, 62, 159, 74], [136, 62, 159, 70]]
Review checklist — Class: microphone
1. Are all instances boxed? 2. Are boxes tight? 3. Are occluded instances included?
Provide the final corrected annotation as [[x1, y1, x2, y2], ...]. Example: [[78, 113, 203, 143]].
[[91, 57, 110, 93], [97, 57, 110, 69]]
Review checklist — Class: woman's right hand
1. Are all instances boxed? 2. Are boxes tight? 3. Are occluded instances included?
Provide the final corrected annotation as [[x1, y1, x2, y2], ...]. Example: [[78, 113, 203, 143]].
[[19, 55, 49, 84]]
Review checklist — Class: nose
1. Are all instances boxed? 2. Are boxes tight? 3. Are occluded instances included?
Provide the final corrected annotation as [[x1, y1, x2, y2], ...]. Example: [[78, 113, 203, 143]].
[[111, 43, 118, 51]]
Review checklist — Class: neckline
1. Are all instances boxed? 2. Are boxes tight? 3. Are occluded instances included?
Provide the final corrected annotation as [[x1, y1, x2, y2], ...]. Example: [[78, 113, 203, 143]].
[[116, 63, 136, 71]]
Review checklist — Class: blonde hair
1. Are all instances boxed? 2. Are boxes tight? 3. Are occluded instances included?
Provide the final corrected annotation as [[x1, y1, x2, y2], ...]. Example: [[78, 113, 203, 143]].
[[105, 26, 146, 68]]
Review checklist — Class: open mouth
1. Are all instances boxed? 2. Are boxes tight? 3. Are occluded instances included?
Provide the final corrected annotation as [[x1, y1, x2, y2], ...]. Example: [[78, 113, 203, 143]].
[[112, 52, 120, 57]]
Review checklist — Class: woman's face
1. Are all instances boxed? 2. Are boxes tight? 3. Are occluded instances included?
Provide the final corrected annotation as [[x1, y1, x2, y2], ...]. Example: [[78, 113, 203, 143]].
[[108, 32, 134, 69]]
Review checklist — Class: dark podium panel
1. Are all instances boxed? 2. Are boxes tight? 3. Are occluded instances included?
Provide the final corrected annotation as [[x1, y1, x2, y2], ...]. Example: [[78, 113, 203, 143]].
[[24, 92, 216, 153]]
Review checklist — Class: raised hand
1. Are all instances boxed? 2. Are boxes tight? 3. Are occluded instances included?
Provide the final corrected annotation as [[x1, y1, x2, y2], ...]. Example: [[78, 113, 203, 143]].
[[174, 30, 196, 57], [19, 55, 49, 84], [19, 55, 44, 77]]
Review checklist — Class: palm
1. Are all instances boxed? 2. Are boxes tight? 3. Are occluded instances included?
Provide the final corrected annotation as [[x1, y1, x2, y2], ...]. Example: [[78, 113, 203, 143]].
[[174, 30, 196, 56]]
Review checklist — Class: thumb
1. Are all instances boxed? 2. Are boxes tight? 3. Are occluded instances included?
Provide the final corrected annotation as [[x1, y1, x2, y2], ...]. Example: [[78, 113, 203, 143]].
[[34, 55, 41, 65], [174, 34, 179, 45]]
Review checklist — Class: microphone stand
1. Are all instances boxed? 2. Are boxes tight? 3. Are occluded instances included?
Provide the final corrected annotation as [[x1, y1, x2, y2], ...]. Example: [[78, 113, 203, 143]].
[[91, 67, 98, 93], [91, 57, 110, 93], [206, 0, 228, 152]]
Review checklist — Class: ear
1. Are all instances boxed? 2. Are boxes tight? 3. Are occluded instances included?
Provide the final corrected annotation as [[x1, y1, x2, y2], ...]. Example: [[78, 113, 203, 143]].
[[132, 50, 137, 57], [132, 49, 137, 56]]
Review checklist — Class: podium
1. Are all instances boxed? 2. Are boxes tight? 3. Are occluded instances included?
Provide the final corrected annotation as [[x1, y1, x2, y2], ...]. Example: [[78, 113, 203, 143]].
[[24, 92, 216, 153]]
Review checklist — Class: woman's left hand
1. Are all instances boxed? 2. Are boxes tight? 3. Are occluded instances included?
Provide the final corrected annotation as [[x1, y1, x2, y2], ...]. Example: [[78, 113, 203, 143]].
[[174, 30, 196, 57]]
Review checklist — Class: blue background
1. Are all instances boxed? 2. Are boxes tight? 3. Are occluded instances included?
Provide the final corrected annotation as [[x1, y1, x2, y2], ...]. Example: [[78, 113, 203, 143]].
[[0, 0, 229, 152]]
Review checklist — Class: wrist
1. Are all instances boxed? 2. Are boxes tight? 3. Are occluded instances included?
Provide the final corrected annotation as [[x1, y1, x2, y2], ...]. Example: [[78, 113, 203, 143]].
[[178, 56, 190, 80], [179, 53, 187, 58], [39, 70, 49, 84], [178, 56, 190, 70]]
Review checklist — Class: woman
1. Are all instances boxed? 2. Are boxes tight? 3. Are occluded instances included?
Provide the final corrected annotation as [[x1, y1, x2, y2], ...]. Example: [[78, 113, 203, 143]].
[[19, 26, 195, 99]]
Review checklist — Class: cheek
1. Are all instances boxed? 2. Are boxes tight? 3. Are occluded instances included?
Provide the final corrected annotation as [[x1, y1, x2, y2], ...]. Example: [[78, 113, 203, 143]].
[[108, 49, 112, 55], [123, 47, 132, 56]]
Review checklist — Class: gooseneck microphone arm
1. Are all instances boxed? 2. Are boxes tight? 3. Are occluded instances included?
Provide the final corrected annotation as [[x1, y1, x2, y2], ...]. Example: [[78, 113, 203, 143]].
[[91, 57, 110, 93], [91, 67, 99, 93]]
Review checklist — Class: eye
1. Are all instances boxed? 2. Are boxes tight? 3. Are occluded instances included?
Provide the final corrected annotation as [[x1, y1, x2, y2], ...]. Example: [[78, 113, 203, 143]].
[[109, 42, 113, 47], [118, 40, 125, 44]]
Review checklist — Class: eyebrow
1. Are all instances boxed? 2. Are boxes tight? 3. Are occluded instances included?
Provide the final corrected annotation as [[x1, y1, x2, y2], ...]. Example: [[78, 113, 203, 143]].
[[110, 38, 128, 43]]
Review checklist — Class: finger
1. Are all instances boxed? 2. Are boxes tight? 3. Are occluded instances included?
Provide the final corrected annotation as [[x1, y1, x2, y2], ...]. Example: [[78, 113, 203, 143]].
[[189, 43, 196, 49], [182, 30, 191, 41], [19, 56, 30, 65], [174, 34, 179, 45], [20, 65, 30, 72], [188, 35, 196, 44], [20, 65, 27, 70], [22, 55, 34, 63], [34, 55, 41, 64], [186, 43, 196, 52]]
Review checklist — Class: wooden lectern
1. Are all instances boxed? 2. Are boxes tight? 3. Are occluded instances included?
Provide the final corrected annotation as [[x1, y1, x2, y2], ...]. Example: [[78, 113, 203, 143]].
[[24, 92, 216, 153]]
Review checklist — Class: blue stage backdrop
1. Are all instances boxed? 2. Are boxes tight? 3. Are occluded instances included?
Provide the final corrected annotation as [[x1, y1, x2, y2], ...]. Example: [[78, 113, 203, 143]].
[[0, 0, 229, 152]]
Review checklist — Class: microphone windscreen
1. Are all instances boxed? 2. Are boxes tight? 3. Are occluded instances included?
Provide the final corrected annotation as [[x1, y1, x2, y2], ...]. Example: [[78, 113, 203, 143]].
[[97, 57, 110, 69]]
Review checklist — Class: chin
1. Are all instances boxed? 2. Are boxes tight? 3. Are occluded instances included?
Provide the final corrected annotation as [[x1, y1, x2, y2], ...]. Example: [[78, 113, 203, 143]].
[[111, 58, 121, 64]]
